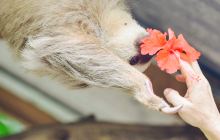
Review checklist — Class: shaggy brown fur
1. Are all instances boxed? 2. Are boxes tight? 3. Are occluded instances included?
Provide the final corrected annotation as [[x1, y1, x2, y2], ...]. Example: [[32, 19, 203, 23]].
[[0, 0, 173, 111]]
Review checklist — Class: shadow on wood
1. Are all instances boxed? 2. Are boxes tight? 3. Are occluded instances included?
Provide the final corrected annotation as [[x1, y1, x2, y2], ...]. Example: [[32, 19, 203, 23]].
[[2, 117, 206, 140]]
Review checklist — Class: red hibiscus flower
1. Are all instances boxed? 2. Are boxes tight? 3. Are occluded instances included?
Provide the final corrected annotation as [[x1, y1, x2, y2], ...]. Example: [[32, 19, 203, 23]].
[[140, 28, 167, 55], [140, 28, 201, 74]]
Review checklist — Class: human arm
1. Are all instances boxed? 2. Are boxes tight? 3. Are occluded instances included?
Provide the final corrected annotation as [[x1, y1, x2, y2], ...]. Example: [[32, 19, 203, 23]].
[[163, 61, 220, 140]]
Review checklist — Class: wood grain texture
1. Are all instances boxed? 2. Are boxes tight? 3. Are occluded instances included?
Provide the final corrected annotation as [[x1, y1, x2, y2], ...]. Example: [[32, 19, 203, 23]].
[[2, 119, 206, 140], [0, 87, 57, 125]]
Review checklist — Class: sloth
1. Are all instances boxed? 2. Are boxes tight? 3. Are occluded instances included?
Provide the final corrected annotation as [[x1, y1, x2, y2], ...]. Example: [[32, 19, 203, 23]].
[[0, 0, 182, 113]]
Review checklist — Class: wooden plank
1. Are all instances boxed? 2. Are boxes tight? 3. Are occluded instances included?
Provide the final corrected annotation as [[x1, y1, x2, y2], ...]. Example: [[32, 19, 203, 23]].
[[2, 120, 206, 140], [0, 87, 57, 126], [0, 107, 29, 127]]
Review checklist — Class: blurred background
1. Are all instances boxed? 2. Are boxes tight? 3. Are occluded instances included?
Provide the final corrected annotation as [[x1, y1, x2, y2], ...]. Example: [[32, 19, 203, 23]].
[[0, 0, 220, 139]]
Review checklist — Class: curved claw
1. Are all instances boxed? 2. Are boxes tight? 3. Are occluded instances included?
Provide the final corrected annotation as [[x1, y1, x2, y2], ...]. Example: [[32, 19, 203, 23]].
[[161, 105, 183, 114], [159, 100, 183, 114], [137, 80, 183, 113]]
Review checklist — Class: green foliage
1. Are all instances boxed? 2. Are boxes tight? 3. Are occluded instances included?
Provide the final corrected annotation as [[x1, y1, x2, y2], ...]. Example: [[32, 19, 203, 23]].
[[0, 122, 10, 137], [0, 114, 25, 137]]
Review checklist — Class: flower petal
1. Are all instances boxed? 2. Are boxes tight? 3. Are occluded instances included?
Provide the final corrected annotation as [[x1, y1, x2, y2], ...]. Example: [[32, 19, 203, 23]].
[[168, 28, 176, 40], [164, 37, 176, 50], [180, 53, 191, 63], [139, 28, 201, 75], [156, 50, 180, 74], [175, 34, 201, 62], [140, 44, 163, 55], [140, 28, 167, 55]]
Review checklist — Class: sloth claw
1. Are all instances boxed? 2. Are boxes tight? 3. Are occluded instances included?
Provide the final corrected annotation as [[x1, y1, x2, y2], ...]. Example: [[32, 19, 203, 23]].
[[159, 100, 183, 114]]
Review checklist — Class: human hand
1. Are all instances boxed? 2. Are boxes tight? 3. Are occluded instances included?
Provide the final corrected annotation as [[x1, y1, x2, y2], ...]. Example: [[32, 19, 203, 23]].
[[163, 60, 220, 139]]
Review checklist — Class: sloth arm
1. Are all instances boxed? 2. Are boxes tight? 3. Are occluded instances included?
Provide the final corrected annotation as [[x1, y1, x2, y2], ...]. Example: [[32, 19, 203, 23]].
[[22, 35, 180, 112]]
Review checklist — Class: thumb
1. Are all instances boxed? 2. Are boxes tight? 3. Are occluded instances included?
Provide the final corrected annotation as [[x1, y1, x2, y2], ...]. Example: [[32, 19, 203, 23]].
[[164, 88, 187, 107]]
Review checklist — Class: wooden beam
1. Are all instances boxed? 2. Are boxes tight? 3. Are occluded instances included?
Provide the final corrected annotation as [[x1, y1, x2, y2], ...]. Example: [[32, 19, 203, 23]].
[[0, 87, 57, 126], [2, 120, 206, 140]]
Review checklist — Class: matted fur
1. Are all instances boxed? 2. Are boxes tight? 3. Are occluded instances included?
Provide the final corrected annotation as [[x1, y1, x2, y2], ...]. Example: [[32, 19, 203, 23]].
[[0, 0, 164, 110]]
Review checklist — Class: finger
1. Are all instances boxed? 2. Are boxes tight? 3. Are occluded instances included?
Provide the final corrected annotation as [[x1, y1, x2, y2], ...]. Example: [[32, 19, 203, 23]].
[[179, 59, 195, 79], [174, 53, 195, 80], [164, 88, 188, 106], [175, 74, 186, 83], [191, 61, 203, 75], [179, 59, 199, 87]]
